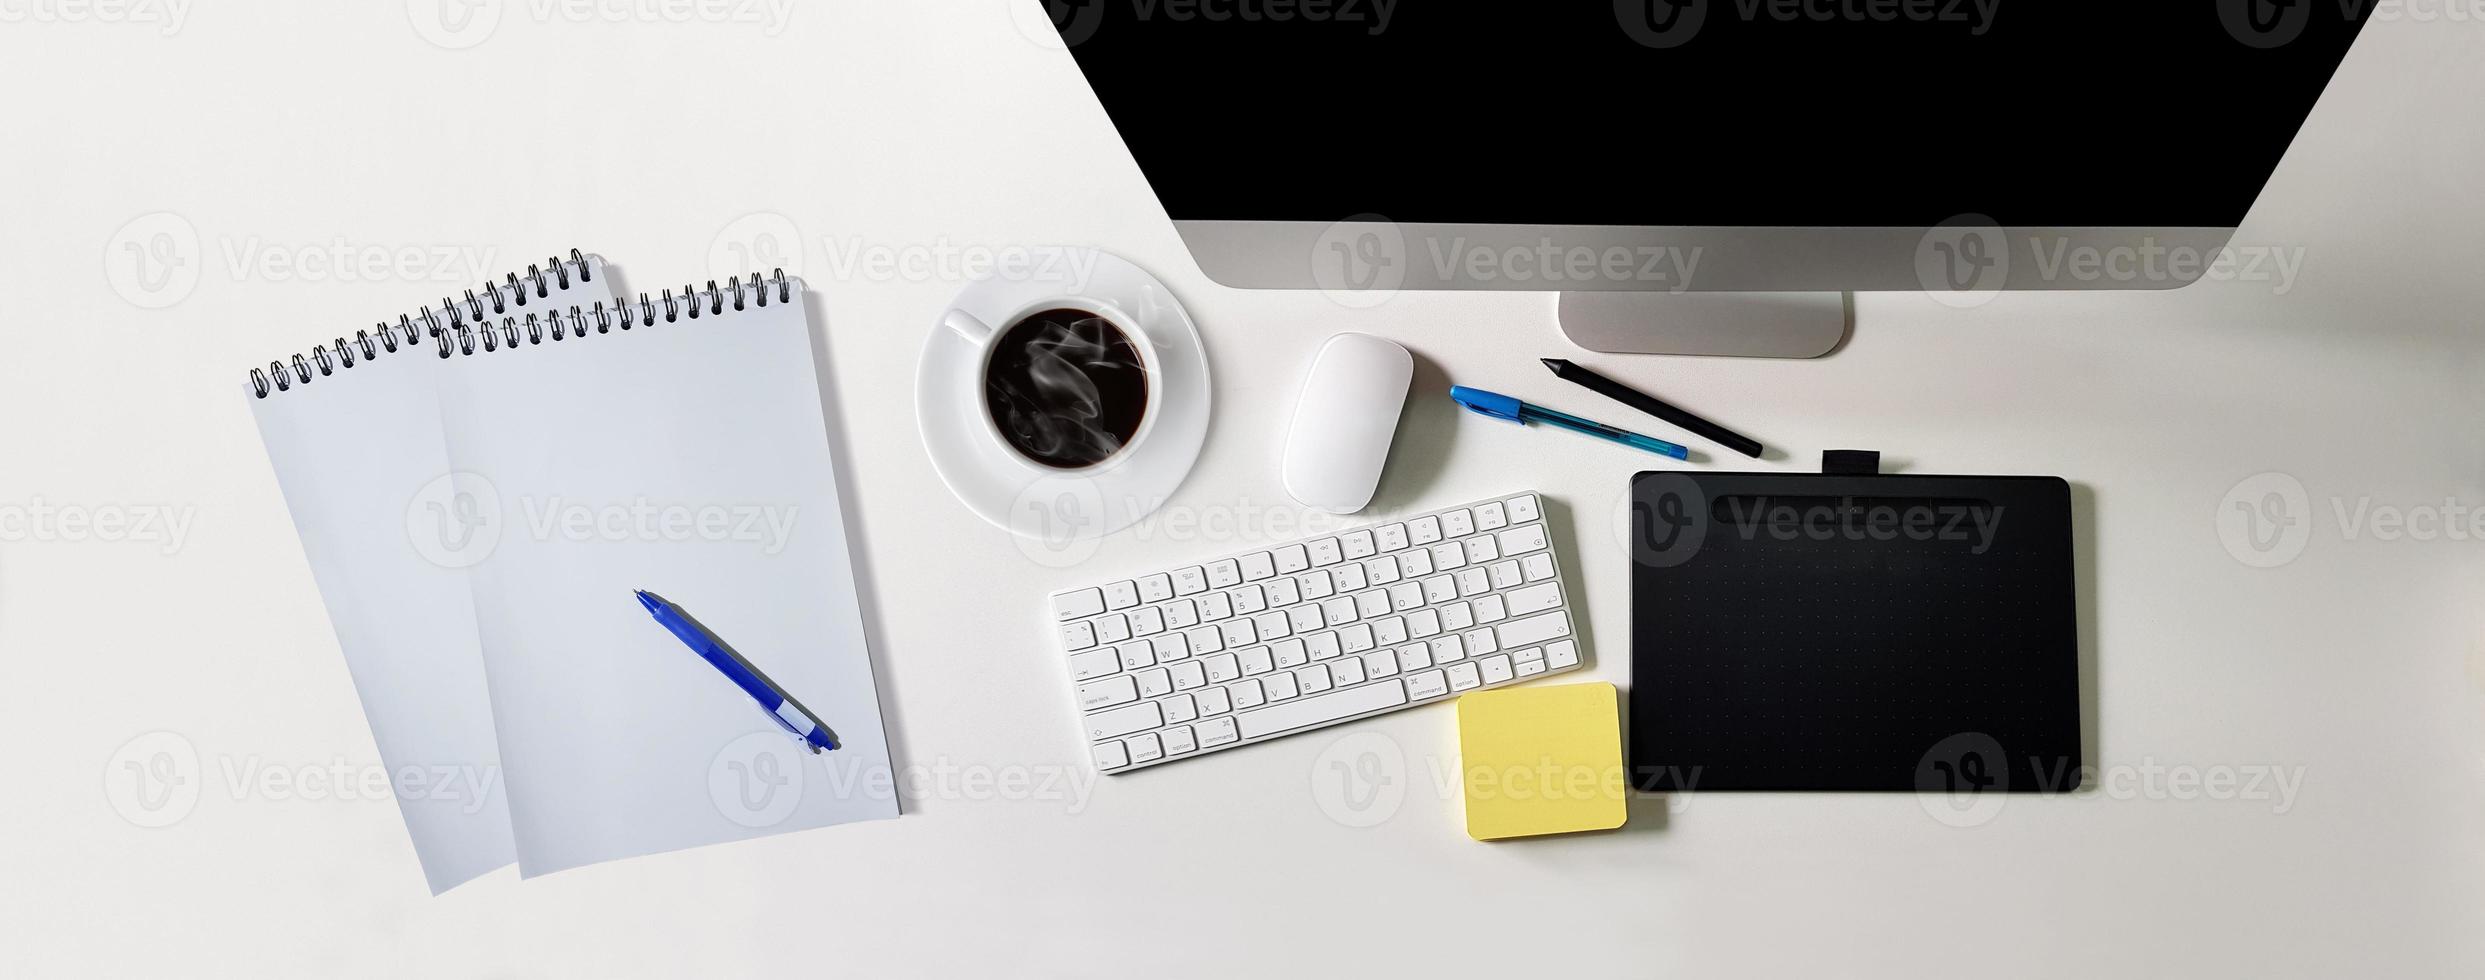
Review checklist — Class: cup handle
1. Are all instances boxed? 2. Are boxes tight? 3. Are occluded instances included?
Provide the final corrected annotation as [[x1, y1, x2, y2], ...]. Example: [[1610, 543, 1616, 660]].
[[943, 309, 994, 344]]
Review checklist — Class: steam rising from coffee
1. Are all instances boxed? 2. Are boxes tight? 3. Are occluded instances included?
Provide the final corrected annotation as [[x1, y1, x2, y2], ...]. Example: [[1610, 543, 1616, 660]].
[[983, 309, 1149, 469]]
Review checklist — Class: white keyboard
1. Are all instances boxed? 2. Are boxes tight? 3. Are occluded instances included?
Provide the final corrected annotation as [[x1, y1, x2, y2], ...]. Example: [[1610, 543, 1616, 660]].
[[1047, 491, 1583, 773]]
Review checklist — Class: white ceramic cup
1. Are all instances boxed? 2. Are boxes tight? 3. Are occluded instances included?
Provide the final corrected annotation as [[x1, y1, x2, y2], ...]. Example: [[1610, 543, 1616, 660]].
[[942, 299, 1162, 475]]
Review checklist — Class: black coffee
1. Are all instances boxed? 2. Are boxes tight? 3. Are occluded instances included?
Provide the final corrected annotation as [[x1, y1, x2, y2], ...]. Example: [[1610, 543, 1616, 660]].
[[983, 308, 1149, 469]]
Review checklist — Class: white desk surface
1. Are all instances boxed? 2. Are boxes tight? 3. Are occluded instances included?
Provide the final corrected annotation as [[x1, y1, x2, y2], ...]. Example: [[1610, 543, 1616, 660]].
[[4, 4, 2481, 977]]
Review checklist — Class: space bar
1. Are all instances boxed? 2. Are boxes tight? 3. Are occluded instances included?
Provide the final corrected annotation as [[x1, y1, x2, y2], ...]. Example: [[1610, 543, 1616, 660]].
[[1235, 680, 1408, 739]]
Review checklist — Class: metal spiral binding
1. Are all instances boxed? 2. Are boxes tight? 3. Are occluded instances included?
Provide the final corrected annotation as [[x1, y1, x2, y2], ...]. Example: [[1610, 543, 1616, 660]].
[[250, 250, 599, 397], [252, 267, 796, 396]]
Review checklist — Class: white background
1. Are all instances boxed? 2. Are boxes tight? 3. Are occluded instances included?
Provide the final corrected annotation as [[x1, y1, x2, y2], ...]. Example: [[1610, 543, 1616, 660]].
[[4, 2, 2482, 976]]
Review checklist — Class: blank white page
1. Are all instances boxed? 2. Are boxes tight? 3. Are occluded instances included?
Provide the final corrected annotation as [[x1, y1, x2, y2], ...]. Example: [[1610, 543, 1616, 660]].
[[246, 261, 612, 893], [436, 287, 896, 876]]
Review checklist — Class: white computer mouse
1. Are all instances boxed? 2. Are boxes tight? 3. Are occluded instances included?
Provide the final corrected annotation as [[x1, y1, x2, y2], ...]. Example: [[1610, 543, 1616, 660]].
[[1283, 333, 1413, 514]]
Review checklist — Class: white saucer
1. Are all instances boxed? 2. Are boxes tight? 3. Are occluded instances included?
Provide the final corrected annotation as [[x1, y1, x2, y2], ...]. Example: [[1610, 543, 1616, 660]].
[[916, 249, 1210, 541]]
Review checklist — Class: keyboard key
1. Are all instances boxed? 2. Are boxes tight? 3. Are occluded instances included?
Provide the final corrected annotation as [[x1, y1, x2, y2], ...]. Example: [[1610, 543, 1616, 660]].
[[1374, 523, 1409, 551], [1441, 508, 1474, 538], [1131, 606, 1165, 636], [1275, 544, 1310, 574], [1455, 568, 1489, 597], [1506, 493, 1540, 523], [1236, 679, 1407, 739], [1473, 594, 1508, 624], [1172, 660, 1208, 690], [1173, 566, 1209, 595], [1117, 643, 1156, 672], [1430, 636, 1464, 664], [1521, 552, 1556, 581], [1264, 577, 1302, 606], [1164, 599, 1200, 629], [1363, 556, 1400, 585], [1253, 610, 1293, 642], [1163, 693, 1199, 723], [1138, 573, 1174, 603], [1239, 551, 1277, 581], [1515, 658, 1547, 677], [1421, 575, 1457, 604], [1093, 740, 1130, 770], [1331, 657, 1366, 687], [1445, 662, 1482, 691], [1398, 548, 1433, 578], [1505, 581, 1563, 616], [1463, 535, 1499, 564], [1094, 614, 1131, 644], [1070, 648, 1121, 680], [1475, 501, 1508, 530], [1361, 648, 1398, 678], [1317, 596, 1355, 626], [1207, 559, 1242, 589], [1332, 561, 1367, 592], [1055, 588, 1105, 620], [1219, 618, 1257, 648], [1479, 654, 1514, 685], [1085, 701, 1162, 739], [1151, 633, 1189, 662], [1409, 516, 1442, 545], [1184, 625, 1225, 655], [1103, 580, 1139, 610], [1429, 541, 1466, 570], [1136, 667, 1172, 698], [1395, 644, 1431, 672], [1264, 671, 1300, 701], [1511, 645, 1545, 663], [1307, 537, 1343, 566], [1198, 591, 1234, 622], [1060, 621, 1097, 651], [1128, 732, 1164, 763], [1304, 632, 1342, 661], [1545, 639, 1580, 670], [1372, 615, 1408, 645], [1197, 686, 1233, 715], [1272, 638, 1309, 668], [1298, 665, 1332, 694], [1161, 725, 1197, 755], [1404, 669, 1448, 700], [1297, 570, 1335, 601], [1231, 584, 1267, 615], [1439, 600, 1474, 632], [1388, 582, 1425, 611], [1462, 629, 1499, 657], [1342, 530, 1376, 559], [1202, 653, 1239, 684], [1488, 559, 1524, 589], [1496, 524, 1548, 556], [1494, 611, 1571, 649], [1340, 623, 1375, 653], [1238, 646, 1275, 675], [1287, 605, 1325, 634], [1197, 716, 1240, 747], [1230, 679, 1266, 709], [1406, 608, 1441, 638]]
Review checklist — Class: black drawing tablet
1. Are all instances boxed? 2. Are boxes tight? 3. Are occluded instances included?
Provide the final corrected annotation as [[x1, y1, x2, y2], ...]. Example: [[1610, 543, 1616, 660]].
[[1627, 470, 2081, 792]]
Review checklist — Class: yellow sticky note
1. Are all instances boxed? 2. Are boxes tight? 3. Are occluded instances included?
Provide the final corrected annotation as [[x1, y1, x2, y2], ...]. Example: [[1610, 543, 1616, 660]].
[[1455, 681, 1628, 840]]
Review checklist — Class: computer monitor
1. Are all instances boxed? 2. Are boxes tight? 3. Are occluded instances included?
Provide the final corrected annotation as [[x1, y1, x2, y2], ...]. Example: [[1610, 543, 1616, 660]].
[[1043, 2, 2373, 356]]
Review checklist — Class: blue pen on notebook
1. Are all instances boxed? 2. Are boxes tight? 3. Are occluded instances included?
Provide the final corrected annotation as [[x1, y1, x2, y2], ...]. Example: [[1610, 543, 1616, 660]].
[[636, 590, 837, 753], [1450, 385, 1690, 460]]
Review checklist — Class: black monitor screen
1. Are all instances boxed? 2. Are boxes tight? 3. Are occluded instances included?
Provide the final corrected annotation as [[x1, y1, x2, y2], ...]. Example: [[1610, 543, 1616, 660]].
[[1052, 2, 2371, 228]]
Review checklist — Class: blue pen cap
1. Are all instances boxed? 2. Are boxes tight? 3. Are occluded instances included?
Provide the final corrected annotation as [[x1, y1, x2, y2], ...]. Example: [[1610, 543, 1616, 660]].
[[1449, 385, 1523, 423]]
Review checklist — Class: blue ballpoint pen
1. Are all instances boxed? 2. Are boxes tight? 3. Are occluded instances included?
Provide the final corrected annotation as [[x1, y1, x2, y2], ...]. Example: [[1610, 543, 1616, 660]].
[[1449, 385, 1690, 460], [635, 590, 838, 753]]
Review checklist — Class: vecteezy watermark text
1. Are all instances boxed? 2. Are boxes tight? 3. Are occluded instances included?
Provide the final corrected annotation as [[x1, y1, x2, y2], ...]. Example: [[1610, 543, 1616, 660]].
[[0, 498, 194, 555]]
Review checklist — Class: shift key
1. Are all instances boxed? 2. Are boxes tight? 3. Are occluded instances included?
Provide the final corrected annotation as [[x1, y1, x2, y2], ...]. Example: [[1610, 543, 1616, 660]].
[[1085, 701, 1163, 740], [1493, 611, 1571, 649]]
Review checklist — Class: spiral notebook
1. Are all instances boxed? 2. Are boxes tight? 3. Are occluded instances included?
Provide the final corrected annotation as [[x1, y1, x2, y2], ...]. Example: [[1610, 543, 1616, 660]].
[[249, 256, 895, 891]]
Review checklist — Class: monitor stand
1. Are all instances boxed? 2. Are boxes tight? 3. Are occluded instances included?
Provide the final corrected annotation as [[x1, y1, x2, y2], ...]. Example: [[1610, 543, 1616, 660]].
[[1557, 291, 1849, 358]]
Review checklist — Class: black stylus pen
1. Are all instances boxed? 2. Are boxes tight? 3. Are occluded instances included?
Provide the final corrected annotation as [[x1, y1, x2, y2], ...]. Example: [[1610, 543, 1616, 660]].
[[1540, 358, 1765, 458]]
